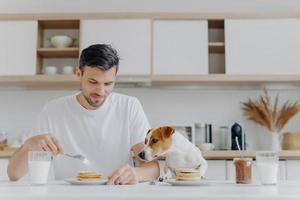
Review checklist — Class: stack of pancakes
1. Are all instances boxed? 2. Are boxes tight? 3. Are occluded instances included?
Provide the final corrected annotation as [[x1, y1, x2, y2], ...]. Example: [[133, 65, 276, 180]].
[[77, 171, 102, 181], [175, 168, 201, 181]]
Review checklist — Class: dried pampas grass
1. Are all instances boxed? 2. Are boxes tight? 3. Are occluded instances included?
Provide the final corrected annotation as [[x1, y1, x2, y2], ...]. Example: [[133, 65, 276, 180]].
[[241, 89, 300, 133]]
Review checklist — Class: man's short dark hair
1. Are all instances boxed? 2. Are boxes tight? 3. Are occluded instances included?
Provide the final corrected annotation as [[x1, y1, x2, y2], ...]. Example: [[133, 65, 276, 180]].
[[79, 44, 119, 72]]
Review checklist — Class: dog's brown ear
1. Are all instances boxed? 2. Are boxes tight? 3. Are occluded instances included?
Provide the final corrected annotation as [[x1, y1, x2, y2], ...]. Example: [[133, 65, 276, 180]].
[[160, 126, 175, 139]]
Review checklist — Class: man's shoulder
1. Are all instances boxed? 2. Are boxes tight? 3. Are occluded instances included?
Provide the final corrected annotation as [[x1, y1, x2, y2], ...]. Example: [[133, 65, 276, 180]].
[[110, 92, 139, 105], [43, 95, 74, 110]]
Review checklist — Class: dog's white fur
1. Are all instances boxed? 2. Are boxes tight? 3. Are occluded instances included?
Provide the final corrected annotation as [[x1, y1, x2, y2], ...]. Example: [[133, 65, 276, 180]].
[[141, 130, 208, 180]]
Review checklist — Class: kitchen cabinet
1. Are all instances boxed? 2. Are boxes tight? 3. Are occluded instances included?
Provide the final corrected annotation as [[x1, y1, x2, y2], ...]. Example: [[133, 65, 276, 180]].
[[0, 159, 8, 180], [80, 19, 151, 75], [0, 14, 300, 88], [206, 160, 226, 180], [153, 20, 208, 75], [0, 20, 37, 75], [225, 19, 300, 74], [286, 160, 300, 180]]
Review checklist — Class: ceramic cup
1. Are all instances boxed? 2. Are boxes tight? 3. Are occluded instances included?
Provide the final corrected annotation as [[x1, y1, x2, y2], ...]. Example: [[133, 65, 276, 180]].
[[62, 66, 74, 75], [44, 66, 57, 75]]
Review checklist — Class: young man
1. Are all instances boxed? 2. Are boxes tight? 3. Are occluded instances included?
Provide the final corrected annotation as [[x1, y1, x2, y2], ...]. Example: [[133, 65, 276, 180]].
[[7, 44, 159, 184]]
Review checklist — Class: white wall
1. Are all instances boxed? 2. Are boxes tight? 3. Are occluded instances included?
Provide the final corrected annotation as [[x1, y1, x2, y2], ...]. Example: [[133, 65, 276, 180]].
[[1, 87, 300, 150], [0, 0, 300, 14]]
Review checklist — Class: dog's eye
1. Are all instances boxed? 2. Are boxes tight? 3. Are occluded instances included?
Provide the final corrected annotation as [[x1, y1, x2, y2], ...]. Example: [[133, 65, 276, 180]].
[[145, 139, 148, 144], [152, 138, 158, 144]]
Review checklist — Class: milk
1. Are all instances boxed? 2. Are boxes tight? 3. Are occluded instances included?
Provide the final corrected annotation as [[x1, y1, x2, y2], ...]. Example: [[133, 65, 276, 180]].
[[28, 161, 51, 185], [257, 162, 278, 185]]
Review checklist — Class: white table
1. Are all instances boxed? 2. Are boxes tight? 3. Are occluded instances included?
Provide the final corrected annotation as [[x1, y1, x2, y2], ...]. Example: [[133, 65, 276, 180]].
[[1, 180, 300, 200]]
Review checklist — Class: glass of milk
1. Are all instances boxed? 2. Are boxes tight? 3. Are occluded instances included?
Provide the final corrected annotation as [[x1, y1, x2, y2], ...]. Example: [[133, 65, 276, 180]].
[[256, 151, 279, 185], [28, 151, 52, 185]]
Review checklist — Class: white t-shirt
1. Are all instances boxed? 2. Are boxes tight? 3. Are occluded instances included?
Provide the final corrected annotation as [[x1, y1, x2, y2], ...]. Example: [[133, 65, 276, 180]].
[[30, 92, 150, 180]]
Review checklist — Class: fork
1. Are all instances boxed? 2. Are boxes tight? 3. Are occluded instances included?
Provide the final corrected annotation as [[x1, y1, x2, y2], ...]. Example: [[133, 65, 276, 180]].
[[64, 153, 90, 164]]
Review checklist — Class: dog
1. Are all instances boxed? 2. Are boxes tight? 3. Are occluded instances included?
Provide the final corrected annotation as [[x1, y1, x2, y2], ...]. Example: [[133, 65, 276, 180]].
[[138, 126, 208, 181]]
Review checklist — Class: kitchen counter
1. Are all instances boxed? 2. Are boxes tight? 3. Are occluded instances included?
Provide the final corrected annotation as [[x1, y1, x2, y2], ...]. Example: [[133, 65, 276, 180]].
[[0, 180, 300, 200], [202, 150, 300, 160], [2, 149, 300, 160]]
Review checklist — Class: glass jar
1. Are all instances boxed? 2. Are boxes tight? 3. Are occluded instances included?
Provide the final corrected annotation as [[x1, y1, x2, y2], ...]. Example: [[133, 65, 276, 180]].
[[219, 126, 229, 150], [195, 123, 206, 147]]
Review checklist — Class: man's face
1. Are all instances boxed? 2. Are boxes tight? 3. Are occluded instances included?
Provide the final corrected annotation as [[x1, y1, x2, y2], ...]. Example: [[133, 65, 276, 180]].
[[78, 66, 117, 109]]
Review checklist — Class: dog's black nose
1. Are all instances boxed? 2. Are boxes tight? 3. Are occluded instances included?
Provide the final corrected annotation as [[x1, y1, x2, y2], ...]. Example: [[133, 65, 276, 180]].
[[138, 151, 145, 159]]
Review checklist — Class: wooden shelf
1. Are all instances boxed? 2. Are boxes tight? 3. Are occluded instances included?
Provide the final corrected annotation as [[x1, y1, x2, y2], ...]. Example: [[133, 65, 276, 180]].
[[209, 42, 225, 54], [37, 47, 80, 58], [151, 74, 300, 86], [0, 75, 151, 88], [39, 20, 80, 29]]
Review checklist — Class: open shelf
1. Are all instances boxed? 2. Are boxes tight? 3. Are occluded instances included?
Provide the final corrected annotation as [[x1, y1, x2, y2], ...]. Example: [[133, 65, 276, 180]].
[[208, 42, 225, 53], [151, 74, 300, 86], [37, 47, 79, 58]]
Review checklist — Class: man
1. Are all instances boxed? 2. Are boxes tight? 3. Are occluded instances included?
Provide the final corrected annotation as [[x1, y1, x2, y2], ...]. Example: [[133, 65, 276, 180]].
[[7, 44, 159, 184]]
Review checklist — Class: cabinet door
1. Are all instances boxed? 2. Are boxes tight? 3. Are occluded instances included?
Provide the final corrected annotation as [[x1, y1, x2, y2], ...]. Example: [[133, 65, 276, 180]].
[[0, 159, 9, 180], [153, 20, 208, 75], [225, 19, 300, 74], [286, 160, 300, 180], [80, 19, 151, 75], [227, 160, 286, 182], [0, 21, 37, 75], [206, 160, 226, 180]]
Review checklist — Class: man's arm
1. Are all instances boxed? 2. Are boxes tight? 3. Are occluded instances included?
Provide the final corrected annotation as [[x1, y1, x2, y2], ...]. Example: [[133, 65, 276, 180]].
[[7, 134, 63, 181], [108, 142, 159, 185]]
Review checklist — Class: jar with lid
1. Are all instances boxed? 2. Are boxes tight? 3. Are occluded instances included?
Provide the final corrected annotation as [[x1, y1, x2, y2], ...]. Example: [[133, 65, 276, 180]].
[[195, 123, 206, 147]]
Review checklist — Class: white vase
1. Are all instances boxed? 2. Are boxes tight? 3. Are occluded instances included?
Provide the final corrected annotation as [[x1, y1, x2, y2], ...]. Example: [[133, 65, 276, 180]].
[[270, 132, 282, 151]]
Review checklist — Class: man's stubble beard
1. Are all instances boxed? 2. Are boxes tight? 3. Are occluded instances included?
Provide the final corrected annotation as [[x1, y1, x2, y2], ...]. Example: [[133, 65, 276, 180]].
[[80, 86, 106, 109]]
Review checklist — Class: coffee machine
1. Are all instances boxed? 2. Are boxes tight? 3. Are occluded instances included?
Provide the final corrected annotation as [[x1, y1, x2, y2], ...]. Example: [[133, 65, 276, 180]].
[[231, 122, 246, 150]]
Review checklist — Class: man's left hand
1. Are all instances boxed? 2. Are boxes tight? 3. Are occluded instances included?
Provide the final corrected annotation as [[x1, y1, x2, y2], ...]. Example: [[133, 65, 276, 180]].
[[108, 164, 139, 185]]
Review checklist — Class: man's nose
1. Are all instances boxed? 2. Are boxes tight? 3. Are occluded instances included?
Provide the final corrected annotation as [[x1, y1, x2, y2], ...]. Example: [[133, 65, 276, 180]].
[[138, 151, 145, 160]]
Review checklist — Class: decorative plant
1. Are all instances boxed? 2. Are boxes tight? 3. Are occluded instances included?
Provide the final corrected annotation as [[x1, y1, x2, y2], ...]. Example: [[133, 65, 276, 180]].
[[241, 89, 300, 134]]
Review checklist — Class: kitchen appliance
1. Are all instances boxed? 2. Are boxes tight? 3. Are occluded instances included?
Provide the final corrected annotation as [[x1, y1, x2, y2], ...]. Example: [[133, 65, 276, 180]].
[[231, 122, 246, 150]]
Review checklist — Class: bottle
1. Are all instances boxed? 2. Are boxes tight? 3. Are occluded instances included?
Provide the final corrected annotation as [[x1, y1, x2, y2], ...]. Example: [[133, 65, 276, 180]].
[[205, 124, 212, 143]]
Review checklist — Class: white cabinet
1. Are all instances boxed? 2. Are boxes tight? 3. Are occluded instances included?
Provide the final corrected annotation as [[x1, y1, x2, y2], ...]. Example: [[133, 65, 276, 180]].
[[226, 160, 286, 182], [0, 159, 8, 180], [206, 160, 226, 180], [286, 160, 300, 180], [80, 19, 151, 75], [225, 19, 300, 74], [153, 20, 209, 75], [0, 20, 37, 75]]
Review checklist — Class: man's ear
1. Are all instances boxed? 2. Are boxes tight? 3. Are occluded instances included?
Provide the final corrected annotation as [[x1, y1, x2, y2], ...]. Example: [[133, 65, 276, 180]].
[[76, 67, 82, 78], [161, 126, 175, 139]]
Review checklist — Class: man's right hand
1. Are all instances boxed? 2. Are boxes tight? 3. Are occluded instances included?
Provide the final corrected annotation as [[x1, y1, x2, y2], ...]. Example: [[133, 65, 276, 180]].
[[23, 134, 64, 154]]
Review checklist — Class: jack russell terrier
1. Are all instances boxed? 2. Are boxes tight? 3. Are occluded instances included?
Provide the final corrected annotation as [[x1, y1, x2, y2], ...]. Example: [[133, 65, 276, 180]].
[[138, 126, 208, 181]]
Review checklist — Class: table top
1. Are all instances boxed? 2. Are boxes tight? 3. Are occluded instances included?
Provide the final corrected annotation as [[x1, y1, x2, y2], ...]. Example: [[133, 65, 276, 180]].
[[1, 180, 300, 200]]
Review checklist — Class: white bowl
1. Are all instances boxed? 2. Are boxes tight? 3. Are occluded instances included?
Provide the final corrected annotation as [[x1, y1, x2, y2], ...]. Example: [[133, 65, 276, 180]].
[[50, 35, 73, 48]]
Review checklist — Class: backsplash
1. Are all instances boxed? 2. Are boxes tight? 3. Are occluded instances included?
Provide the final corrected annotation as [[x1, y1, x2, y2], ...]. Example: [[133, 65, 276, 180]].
[[1, 87, 300, 150]]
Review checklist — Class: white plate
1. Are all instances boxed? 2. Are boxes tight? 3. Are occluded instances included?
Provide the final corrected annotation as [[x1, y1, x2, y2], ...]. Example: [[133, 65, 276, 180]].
[[165, 179, 208, 186], [65, 178, 108, 185]]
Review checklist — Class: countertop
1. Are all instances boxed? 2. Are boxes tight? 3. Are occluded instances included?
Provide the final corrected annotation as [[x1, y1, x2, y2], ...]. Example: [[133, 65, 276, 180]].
[[1, 180, 300, 200], [2, 148, 300, 160]]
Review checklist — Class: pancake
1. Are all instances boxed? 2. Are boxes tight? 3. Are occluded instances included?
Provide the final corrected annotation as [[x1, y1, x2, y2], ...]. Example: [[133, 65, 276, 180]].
[[175, 168, 201, 181], [76, 171, 102, 181]]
